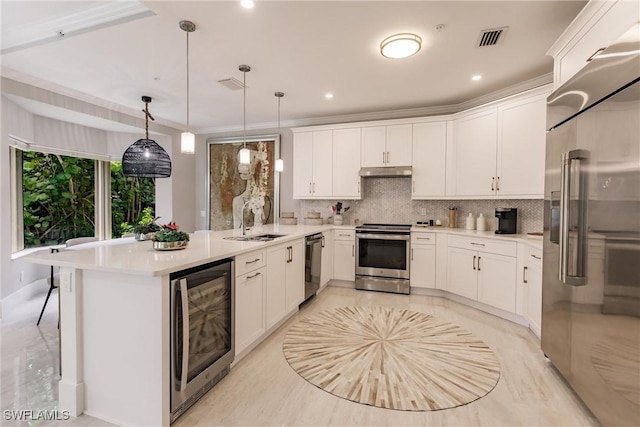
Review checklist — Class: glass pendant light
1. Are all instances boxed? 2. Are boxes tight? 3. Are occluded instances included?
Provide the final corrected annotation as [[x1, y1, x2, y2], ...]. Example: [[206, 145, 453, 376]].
[[238, 64, 251, 165], [122, 96, 172, 178], [274, 91, 284, 172], [180, 20, 196, 154]]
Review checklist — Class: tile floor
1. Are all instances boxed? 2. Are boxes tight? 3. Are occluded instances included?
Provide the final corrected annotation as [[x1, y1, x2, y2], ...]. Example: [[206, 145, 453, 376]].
[[1, 285, 599, 426]]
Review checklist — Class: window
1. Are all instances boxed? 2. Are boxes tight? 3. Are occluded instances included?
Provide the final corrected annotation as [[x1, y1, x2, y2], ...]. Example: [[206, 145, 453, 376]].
[[12, 150, 156, 252], [21, 151, 95, 248], [110, 161, 155, 238]]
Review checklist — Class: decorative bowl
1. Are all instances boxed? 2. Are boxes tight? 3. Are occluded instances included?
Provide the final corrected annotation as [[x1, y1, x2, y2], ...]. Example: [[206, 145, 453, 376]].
[[153, 240, 188, 251]]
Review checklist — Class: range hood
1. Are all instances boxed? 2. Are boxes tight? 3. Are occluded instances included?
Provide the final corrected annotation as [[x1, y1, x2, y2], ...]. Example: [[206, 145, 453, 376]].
[[359, 166, 412, 177]]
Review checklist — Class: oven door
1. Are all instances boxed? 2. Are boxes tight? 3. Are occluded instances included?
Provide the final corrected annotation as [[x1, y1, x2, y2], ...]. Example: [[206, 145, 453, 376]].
[[356, 232, 410, 279]]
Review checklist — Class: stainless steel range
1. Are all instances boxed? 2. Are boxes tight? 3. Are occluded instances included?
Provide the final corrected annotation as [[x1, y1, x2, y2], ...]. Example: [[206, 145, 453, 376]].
[[355, 223, 411, 294]]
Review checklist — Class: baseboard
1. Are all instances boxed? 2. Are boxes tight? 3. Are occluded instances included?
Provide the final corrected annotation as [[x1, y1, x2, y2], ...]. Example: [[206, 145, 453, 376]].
[[327, 279, 355, 289], [0, 278, 49, 319]]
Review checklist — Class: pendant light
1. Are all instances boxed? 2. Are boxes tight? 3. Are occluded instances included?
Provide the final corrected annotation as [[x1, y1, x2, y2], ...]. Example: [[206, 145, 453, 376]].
[[180, 20, 196, 154], [274, 91, 284, 172], [238, 64, 251, 165], [122, 96, 172, 178]]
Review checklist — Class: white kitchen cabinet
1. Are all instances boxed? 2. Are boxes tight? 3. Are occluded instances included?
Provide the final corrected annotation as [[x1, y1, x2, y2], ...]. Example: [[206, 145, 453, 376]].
[[320, 231, 333, 288], [496, 94, 546, 197], [412, 121, 447, 198], [522, 245, 543, 339], [333, 230, 355, 281], [452, 108, 498, 197], [332, 128, 362, 199], [410, 232, 436, 289], [547, 0, 639, 89], [266, 238, 304, 329], [361, 124, 412, 167], [293, 131, 333, 199], [447, 236, 517, 312], [235, 266, 266, 355], [235, 249, 266, 356]]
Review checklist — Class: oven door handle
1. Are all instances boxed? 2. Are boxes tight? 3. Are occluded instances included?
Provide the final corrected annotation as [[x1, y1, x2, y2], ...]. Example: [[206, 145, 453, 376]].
[[179, 278, 190, 392], [356, 233, 410, 241]]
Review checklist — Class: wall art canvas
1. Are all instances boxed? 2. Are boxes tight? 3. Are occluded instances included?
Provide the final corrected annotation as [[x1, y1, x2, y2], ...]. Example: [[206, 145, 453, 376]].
[[208, 136, 279, 231]]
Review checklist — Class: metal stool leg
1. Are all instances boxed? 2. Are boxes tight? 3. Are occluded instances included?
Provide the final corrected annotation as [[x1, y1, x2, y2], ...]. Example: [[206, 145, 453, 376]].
[[37, 282, 55, 326]]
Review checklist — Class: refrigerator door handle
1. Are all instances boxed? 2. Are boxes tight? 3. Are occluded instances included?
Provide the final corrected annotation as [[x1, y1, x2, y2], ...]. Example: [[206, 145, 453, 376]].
[[559, 149, 589, 286]]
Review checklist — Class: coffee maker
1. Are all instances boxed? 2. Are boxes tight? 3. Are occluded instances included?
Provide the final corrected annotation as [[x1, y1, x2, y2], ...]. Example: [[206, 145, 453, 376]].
[[495, 208, 517, 234]]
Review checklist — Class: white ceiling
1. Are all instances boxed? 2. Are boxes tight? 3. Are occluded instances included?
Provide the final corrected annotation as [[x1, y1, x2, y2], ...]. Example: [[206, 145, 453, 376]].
[[1, 1, 586, 134]]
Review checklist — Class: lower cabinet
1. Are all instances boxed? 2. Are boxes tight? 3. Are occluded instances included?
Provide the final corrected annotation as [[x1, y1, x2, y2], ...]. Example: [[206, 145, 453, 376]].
[[447, 236, 517, 313], [333, 230, 355, 281], [266, 239, 304, 330], [522, 245, 543, 338], [410, 232, 436, 289], [235, 266, 266, 355], [235, 249, 266, 355], [320, 231, 333, 287]]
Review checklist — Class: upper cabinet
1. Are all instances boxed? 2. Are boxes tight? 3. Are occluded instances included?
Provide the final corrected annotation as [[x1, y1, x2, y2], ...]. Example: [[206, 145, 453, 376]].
[[547, 0, 639, 89], [333, 128, 362, 199], [361, 124, 412, 167], [449, 88, 548, 198], [292, 130, 333, 199], [452, 107, 498, 197], [412, 121, 448, 199], [497, 93, 547, 197]]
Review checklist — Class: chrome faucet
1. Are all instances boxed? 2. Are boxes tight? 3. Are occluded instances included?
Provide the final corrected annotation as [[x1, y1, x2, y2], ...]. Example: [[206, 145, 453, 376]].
[[240, 199, 253, 236]]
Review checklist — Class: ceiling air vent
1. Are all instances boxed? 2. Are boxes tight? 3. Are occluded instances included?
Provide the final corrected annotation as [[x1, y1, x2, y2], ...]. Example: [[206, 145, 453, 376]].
[[476, 27, 508, 47], [217, 77, 245, 91]]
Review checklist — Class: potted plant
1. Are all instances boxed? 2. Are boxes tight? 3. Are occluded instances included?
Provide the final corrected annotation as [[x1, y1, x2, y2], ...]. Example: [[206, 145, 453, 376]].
[[133, 208, 161, 241], [152, 222, 190, 250]]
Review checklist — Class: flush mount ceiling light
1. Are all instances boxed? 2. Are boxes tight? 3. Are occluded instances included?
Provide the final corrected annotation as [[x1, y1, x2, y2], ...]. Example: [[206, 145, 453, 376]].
[[238, 64, 251, 165], [180, 20, 196, 154], [380, 33, 422, 59], [325, 93, 334, 99], [240, 0, 255, 9], [122, 96, 171, 178], [275, 91, 284, 173], [472, 74, 482, 81]]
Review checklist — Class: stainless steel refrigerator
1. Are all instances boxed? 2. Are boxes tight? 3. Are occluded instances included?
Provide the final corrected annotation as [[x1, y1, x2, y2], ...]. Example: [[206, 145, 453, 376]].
[[542, 25, 639, 426]]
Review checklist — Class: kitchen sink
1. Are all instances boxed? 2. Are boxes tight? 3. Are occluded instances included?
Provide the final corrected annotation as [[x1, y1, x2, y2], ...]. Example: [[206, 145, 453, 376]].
[[223, 233, 287, 242]]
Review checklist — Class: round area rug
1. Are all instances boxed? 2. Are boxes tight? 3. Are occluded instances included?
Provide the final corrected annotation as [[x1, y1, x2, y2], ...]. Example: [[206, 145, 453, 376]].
[[283, 306, 500, 411]]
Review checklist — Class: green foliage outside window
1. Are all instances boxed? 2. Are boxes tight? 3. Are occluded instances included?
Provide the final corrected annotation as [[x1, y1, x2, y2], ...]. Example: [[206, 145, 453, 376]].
[[23, 152, 96, 247], [21, 153, 156, 248]]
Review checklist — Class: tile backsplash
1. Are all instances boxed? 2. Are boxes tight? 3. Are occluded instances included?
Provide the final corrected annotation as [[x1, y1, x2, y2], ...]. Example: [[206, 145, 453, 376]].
[[294, 177, 543, 234]]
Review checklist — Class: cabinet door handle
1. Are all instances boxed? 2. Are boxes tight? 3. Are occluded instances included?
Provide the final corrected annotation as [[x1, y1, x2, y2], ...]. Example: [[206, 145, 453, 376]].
[[286, 246, 292, 263], [416, 237, 430, 241], [382, 151, 386, 164], [245, 258, 260, 265], [321, 235, 325, 248], [412, 180, 416, 193], [523, 266, 528, 284], [473, 255, 477, 270], [309, 182, 312, 194], [357, 180, 360, 193], [386, 151, 390, 164], [411, 248, 414, 261], [491, 177, 495, 191], [470, 242, 485, 247], [531, 254, 541, 260], [478, 256, 481, 271], [587, 47, 606, 62], [247, 272, 262, 279], [338, 233, 351, 237], [496, 176, 500, 191], [352, 245, 355, 257]]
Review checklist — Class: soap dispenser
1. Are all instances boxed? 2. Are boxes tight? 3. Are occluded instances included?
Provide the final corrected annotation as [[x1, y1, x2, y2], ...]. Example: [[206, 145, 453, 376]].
[[465, 213, 475, 230], [476, 213, 487, 231]]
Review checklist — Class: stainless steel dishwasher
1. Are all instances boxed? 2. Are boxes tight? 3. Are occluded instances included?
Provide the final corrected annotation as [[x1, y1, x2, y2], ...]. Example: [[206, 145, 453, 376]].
[[304, 233, 323, 301]]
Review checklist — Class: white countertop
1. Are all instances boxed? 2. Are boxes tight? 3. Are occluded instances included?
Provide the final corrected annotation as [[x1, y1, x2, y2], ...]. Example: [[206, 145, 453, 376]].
[[25, 224, 332, 277], [25, 223, 542, 277]]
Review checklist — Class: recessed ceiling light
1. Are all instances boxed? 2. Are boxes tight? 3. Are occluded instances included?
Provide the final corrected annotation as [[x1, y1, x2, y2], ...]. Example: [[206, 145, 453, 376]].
[[240, 0, 254, 9], [472, 74, 482, 81], [380, 33, 422, 59], [325, 93, 334, 99]]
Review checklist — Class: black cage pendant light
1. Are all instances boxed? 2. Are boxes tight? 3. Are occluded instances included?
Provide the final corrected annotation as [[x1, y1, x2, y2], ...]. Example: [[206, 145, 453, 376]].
[[122, 96, 172, 178]]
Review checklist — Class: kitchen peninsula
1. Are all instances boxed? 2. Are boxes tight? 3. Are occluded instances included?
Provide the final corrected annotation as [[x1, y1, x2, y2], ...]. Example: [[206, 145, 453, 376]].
[[25, 224, 331, 426]]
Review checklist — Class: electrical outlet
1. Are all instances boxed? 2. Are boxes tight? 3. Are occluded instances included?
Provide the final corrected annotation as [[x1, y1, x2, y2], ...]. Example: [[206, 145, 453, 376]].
[[420, 208, 427, 216], [200, 210, 206, 217]]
